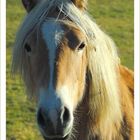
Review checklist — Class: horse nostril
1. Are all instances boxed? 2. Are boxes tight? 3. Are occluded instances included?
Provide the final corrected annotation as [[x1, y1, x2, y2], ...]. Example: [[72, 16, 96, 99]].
[[63, 107, 70, 122], [61, 107, 70, 125], [37, 108, 47, 128]]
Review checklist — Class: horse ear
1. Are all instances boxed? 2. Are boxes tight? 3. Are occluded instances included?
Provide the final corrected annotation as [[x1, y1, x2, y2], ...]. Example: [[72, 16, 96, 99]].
[[22, 0, 39, 12], [71, 0, 88, 10]]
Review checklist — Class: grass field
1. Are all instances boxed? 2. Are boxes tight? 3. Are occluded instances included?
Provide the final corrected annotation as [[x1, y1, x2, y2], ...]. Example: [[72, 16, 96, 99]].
[[7, 0, 134, 139]]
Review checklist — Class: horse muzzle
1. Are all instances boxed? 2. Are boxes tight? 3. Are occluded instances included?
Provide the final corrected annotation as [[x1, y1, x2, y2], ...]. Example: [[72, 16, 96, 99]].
[[37, 106, 72, 140]]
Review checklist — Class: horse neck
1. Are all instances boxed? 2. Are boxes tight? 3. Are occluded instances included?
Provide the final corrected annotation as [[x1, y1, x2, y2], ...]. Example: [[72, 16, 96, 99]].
[[73, 90, 90, 140], [73, 88, 100, 140], [73, 76, 123, 140], [71, 75, 91, 140]]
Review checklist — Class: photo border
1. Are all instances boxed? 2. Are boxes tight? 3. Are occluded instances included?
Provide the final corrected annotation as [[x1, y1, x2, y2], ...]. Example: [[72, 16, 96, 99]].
[[134, 0, 140, 139], [0, 0, 6, 139], [0, 0, 139, 139]]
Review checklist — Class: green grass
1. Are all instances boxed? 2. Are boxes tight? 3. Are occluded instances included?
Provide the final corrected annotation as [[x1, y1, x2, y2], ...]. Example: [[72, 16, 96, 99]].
[[6, 0, 134, 139]]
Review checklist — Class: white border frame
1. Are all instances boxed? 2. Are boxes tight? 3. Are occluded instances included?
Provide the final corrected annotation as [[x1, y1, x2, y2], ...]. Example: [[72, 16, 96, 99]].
[[134, 0, 140, 139], [0, 0, 139, 140], [0, 0, 6, 139]]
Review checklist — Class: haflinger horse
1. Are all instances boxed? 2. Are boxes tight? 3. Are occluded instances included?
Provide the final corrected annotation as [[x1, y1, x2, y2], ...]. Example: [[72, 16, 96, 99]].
[[12, 0, 134, 139]]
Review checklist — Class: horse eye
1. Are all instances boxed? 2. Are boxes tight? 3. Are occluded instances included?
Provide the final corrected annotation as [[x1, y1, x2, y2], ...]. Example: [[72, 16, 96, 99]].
[[24, 43, 31, 52], [77, 42, 86, 51]]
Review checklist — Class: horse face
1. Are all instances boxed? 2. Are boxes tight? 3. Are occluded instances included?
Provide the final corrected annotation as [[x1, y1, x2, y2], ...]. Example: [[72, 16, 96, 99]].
[[25, 20, 87, 139]]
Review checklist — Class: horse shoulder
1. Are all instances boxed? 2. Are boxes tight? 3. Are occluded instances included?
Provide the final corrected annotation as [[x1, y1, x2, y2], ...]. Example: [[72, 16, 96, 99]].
[[119, 65, 134, 140], [119, 65, 134, 96]]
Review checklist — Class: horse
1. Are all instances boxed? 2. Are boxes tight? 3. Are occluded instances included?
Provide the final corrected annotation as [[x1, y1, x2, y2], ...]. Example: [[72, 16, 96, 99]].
[[12, 0, 134, 139]]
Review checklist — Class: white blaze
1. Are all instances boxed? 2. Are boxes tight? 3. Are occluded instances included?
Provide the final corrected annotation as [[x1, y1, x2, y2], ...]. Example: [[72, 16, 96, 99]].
[[38, 21, 74, 131], [39, 21, 64, 128], [42, 20, 64, 89]]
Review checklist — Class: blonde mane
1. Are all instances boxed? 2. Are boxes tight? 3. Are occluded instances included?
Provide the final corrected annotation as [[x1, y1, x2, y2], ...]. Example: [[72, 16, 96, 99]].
[[12, 0, 122, 138]]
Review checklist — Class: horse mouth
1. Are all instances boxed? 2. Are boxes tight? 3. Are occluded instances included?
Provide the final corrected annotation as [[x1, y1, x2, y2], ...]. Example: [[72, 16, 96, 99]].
[[43, 134, 69, 140]]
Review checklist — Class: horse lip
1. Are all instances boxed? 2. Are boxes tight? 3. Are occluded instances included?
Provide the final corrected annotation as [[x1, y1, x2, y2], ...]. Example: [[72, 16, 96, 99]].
[[41, 123, 72, 140], [43, 134, 69, 140], [42, 129, 71, 140]]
